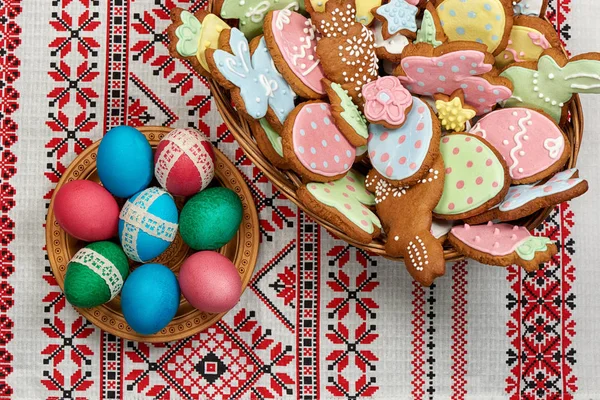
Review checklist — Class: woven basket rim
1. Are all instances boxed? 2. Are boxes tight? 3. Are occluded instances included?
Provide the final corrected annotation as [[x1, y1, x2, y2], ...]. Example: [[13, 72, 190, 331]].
[[206, 5, 584, 261]]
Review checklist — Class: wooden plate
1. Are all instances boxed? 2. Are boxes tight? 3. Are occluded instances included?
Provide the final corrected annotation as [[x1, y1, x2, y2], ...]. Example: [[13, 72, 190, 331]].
[[45, 126, 260, 342]]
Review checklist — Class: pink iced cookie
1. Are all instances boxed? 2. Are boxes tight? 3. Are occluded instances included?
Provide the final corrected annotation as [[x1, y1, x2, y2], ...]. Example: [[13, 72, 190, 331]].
[[284, 101, 356, 182], [395, 47, 513, 114], [362, 76, 413, 128], [266, 10, 325, 98], [448, 221, 557, 271], [470, 108, 570, 184]]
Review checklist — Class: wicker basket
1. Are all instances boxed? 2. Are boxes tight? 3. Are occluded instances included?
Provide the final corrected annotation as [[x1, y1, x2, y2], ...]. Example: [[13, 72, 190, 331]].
[[207, 6, 583, 261]]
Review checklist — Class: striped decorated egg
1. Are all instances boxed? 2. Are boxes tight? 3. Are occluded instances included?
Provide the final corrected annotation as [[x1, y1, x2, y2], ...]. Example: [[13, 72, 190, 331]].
[[118, 187, 179, 262], [64, 241, 129, 308], [154, 128, 215, 197]]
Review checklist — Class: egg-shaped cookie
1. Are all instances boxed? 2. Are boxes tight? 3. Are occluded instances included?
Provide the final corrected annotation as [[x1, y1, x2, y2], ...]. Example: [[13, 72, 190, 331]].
[[434, 133, 510, 219]]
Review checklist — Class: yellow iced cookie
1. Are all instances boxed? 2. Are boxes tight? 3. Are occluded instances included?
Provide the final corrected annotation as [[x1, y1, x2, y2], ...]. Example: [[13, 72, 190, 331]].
[[197, 14, 230, 72], [310, 0, 382, 25], [436, 0, 509, 55], [495, 26, 552, 68]]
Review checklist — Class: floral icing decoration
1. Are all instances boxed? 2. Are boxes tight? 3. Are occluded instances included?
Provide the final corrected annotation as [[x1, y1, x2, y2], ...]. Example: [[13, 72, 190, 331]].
[[362, 76, 413, 126], [175, 11, 202, 57]]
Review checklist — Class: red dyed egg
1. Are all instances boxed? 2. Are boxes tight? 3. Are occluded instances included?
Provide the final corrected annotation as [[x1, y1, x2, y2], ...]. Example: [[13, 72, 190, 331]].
[[178, 251, 242, 313], [154, 128, 215, 197], [53, 180, 119, 241]]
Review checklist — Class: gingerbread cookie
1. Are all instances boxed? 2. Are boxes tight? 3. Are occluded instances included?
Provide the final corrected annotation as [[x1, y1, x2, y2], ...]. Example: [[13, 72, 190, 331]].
[[434, 133, 511, 220], [218, 0, 303, 39], [394, 42, 513, 114], [263, 9, 326, 99], [368, 96, 441, 186], [501, 49, 600, 123], [414, 2, 447, 48], [434, 0, 513, 56], [167, 9, 230, 77], [309, 0, 380, 103], [298, 170, 382, 244], [325, 80, 369, 147], [366, 156, 446, 286], [513, 0, 548, 17], [469, 107, 570, 184], [448, 222, 557, 272], [434, 89, 477, 132], [495, 16, 560, 68], [306, 0, 383, 25], [372, 21, 410, 62], [206, 29, 296, 131], [281, 101, 357, 182], [464, 168, 589, 224], [362, 76, 413, 129], [249, 118, 289, 169], [373, 0, 419, 40]]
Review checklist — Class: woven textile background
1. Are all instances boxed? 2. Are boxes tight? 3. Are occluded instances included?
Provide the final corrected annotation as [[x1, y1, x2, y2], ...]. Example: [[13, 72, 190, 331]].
[[3, 0, 600, 398]]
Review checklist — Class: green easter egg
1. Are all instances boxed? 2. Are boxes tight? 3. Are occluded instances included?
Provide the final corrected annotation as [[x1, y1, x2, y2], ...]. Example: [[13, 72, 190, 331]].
[[64, 241, 130, 308], [180, 187, 243, 250]]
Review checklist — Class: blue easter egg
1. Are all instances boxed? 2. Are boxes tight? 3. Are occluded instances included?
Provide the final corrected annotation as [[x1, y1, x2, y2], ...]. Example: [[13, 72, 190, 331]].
[[121, 263, 180, 335], [119, 187, 179, 262], [97, 125, 153, 198]]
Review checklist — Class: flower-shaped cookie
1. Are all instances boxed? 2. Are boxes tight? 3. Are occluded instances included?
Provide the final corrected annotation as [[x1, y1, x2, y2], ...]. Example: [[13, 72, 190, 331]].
[[362, 76, 413, 128]]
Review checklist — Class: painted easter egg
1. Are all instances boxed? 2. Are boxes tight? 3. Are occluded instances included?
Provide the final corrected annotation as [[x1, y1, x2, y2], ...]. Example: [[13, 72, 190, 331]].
[[54, 180, 119, 242], [97, 125, 153, 198], [434, 133, 506, 216], [291, 102, 356, 177], [368, 97, 435, 182], [121, 263, 180, 335], [179, 251, 242, 313], [118, 187, 179, 262], [154, 128, 216, 197], [179, 187, 243, 250], [469, 108, 568, 183], [64, 241, 129, 308]]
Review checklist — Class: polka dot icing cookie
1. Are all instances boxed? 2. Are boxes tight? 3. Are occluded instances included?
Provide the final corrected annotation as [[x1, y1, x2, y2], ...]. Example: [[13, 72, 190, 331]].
[[368, 97, 440, 186], [206, 28, 296, 132], [263, 9, 326, 99], [433, 133, 510, 220], [167, 9, 230, 77], [395, 42, 513, 115], [365, 156, 446, 286], [435, 0, 513, 56], [298, 170, 381, 244], [469, 108, 570, 184], [282, 101, 356, 182], [464, 168, 589, 224], [448, 222, 557, 272]]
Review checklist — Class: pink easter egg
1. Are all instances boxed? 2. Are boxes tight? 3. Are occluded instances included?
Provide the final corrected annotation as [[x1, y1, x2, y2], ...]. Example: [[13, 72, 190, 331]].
[[53, 180, 119, 241], [178, 251, 242, 313], [154, 128, 215, 197]]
